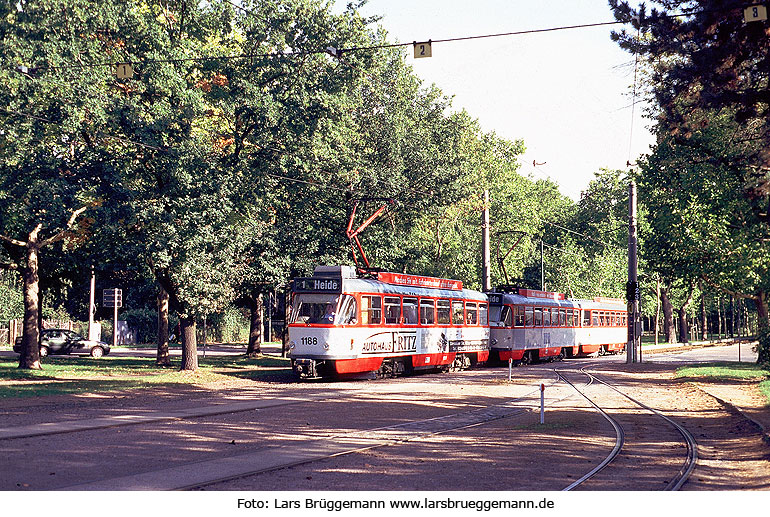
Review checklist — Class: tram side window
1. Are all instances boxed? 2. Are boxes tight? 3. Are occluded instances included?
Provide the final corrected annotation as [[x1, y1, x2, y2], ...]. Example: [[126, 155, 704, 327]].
[[525, 306, 534, 327], [452, 301, 465, 325], [542, 307, 550, 326], [337, 295, 358, 325], [592, 311, 600, 326], [552, 308, 560, 327], [575, 310, 581, 326], [534, 307, 543, 327], [361, 296, 381, 325], [622, 314, 627, 326], [420, 299, 435, 325], [499, 305, 513, 327], [559, 309, 566, 327], [385, 297, 401, 325], [479, 303, 488, 325], [514, 306, 525, 327], [466, 303, 478, 325], [437, 300, 451, 324], [403, 297, 418, 325], [583, 310, 591, 327], [566, 309, 573, 327]]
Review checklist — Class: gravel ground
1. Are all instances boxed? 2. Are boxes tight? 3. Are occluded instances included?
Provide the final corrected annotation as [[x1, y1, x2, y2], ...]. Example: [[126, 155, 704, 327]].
[[1, 354, 768, 491]]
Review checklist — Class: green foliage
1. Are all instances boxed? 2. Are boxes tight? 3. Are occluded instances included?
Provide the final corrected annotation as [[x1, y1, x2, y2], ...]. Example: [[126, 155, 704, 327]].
[[0, 271, 22, 322]]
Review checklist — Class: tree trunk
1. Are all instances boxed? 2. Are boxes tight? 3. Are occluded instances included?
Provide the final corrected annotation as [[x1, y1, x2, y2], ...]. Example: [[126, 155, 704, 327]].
[[660, 287, 675, 344], [717, 296, 722, 339], [156, 287, 171, 366], [246, 294, 263, 356], [19, 242, 42, 370], [655, 277, 661, 346], [180, 316, 198, 371], [678, 286, 695, 344], [757, 290, 769, 365], [730, 296, 735, 337], [700, 290, 707, 341]]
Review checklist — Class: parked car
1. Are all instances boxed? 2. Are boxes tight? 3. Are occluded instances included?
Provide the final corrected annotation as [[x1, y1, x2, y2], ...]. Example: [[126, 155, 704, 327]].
[[13, 328, 111, 358]]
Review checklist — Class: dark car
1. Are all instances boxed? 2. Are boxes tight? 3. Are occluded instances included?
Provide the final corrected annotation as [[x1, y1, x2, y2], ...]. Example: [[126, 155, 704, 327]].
[[13, 328, 111, 358]]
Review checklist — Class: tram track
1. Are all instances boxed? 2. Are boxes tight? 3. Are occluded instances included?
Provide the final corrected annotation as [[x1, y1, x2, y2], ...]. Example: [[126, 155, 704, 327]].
[[556, 365, 697, 491], [0, 370, 572, 490]]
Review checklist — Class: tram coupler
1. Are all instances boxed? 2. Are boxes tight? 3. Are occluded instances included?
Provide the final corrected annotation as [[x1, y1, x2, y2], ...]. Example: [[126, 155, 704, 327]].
[[292, 358, 318, 379]]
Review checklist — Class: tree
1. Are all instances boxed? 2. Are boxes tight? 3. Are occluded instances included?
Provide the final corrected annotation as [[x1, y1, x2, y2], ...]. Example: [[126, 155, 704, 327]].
[[611, 0, 770, 362]]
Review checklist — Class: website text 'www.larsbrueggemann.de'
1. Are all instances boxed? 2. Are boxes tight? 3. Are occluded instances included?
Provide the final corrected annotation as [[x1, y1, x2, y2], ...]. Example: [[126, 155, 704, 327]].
[[237, 497, 556, 513]]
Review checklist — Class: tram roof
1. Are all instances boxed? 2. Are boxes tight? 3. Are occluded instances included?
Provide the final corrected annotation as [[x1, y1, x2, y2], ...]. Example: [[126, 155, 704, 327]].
[[489, 291, 626, 310], [292, 266, 486, 300]]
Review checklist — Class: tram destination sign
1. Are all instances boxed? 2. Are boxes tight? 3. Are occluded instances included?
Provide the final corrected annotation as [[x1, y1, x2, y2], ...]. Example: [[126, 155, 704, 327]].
[[293, 278, 342, 293]]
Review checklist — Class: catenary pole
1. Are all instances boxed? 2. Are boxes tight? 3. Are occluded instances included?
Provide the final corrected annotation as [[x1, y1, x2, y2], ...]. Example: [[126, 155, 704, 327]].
[[627, 181, 639, 363], [481, 190, 492, 292]]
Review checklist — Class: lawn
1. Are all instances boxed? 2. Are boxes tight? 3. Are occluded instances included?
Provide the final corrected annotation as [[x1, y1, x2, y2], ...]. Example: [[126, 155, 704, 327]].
[[0, 353, 292, 398], [675, 361, 770, 404]]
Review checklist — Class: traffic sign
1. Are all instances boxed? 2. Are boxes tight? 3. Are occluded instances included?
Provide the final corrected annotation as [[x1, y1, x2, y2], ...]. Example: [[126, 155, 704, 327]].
[[103, 288, 123, 308]]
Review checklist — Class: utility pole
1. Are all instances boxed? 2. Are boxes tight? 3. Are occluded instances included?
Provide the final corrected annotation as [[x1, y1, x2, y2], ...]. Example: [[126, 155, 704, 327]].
[[88, 266, 96, 341], [540, 240, 545, 291], [627, 181, 640, 363], [481, 190, 492, 292]]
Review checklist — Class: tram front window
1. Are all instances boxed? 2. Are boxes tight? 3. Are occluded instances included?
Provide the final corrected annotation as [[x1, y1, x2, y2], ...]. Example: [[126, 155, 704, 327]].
[[291, 294, 342, 324]]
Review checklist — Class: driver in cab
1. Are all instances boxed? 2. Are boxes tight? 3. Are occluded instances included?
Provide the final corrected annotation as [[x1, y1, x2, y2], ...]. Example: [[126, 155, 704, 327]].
[[320, 303, 336, 324]]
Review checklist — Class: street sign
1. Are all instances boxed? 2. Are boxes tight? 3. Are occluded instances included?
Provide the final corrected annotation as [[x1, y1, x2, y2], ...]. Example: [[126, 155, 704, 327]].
[[103, 288, 123, 308], [744, 5, 768, 22], [414, 41, 432, 58], [116, 63, 134, 79]]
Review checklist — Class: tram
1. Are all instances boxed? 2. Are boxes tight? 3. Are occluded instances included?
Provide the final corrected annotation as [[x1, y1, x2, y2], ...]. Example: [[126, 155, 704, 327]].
[[287, 265, 490, 379], [488, 287, 627, 364]]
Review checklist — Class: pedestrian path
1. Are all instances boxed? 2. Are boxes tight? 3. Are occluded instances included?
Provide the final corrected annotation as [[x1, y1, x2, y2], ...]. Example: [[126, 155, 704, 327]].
[[0, 394, 326, 441]]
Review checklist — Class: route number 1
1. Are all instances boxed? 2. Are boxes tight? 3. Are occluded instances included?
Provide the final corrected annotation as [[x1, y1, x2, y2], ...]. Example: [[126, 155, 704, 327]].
[[744, 5, 767, 22], [414, 41, 432, 59], [116, 63, 134, 80]]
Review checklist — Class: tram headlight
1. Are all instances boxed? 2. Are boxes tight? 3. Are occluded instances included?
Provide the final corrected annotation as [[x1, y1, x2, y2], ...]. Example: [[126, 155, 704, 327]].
[[491, 338, 498, 346], [289, 341, 296, 349], [323, 342, 330, 350]]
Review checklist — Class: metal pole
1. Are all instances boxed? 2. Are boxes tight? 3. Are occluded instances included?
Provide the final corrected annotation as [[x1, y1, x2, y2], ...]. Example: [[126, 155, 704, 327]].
[[113, 300, 118, 349], [540, 240, 544, 291], [540, 383, 545, 424], [88, 266, 96, 341], [481, 190, 492, 292], [627, 181, 639, 364]]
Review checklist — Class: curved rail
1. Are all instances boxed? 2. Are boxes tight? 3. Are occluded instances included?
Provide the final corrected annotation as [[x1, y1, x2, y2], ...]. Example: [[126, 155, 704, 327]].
[[556, 369, 625, 491], [587, 369, 698, 491], [558, 365, 697, 491]]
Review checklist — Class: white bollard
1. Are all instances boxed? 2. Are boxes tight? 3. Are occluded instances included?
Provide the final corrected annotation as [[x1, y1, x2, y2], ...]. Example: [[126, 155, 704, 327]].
[[540, 383, 545, 424], [508, 357, 513, 381]]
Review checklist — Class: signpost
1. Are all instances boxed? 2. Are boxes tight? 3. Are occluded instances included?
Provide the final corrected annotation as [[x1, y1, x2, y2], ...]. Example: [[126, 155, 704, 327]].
[[103, 288, 123, 348]]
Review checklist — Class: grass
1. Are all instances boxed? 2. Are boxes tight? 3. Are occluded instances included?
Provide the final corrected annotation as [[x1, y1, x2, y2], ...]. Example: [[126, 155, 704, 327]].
[[0, 353, 292, 398], [675, 361, 770, 405]]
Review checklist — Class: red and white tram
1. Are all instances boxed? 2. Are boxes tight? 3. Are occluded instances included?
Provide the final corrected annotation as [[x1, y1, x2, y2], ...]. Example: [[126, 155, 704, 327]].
[[488, 288, 627, 364], [288, 266, 490, 379]]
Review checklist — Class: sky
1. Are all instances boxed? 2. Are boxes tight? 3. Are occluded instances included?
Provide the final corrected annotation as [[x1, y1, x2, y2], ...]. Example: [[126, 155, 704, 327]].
[[334, 0, 656, 200]]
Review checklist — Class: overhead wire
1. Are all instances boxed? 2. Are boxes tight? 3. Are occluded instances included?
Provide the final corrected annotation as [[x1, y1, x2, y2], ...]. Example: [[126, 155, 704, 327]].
[[5, 5, 726, 75]]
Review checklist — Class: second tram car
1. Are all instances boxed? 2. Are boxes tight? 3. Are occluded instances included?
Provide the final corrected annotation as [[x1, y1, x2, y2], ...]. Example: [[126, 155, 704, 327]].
[[288, 266, 490, 379], [488, 287, 627, 364]]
